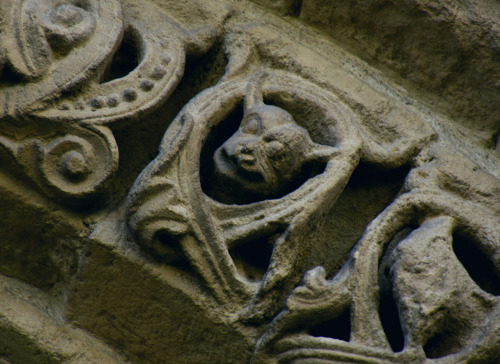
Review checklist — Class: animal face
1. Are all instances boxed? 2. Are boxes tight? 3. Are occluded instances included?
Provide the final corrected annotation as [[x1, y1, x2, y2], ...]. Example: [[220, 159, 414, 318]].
[[213, 104, 316, 199]]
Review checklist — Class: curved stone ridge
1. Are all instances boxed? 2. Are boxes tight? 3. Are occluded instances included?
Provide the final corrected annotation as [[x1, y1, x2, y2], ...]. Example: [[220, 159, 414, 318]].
[[0, 0, 498, 363]]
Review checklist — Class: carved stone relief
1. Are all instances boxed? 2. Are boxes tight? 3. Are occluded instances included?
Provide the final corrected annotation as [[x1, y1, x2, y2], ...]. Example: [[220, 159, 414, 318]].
[[0, 0, 499, 363]]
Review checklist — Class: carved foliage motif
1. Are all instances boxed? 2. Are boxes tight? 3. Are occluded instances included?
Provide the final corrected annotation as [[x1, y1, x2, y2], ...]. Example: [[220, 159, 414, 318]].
[[253, 188, 499, 363], [1, 2, 499, 363], [125, 24, 500, 363], [127, 71, 362, 310], [0, 0, 221, 204]]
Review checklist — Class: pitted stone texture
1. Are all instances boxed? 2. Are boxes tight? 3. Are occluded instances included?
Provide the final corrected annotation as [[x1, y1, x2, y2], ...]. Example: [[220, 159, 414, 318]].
[[0, 0, 498, 363], [251, 0, 500, 151]]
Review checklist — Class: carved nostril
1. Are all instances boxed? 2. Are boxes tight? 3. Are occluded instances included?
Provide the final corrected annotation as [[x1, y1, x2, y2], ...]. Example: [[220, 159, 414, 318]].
[[233, 143, 244, 155]]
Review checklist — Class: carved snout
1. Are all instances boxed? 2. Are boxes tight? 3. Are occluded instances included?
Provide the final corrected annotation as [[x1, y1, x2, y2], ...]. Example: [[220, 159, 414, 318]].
[[232, 141, 259, 170]]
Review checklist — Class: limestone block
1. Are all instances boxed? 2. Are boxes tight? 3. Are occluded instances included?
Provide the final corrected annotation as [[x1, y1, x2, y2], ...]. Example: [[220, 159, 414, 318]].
[[0, 0, 498, 363]]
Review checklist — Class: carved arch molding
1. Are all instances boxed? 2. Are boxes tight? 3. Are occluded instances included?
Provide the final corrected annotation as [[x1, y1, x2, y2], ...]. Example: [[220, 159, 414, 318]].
[[0, 0, 499, 363]]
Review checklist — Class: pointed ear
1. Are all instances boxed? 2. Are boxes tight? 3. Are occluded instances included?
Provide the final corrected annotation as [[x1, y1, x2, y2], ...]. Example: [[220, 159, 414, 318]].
[[305, 144, 339, 162], [244, 72, 267, 113]]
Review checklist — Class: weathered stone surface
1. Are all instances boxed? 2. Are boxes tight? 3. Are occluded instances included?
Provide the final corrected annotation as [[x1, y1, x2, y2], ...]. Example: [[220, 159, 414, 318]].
[[251, 0, 500, 151], [0, 0, 498, 363]]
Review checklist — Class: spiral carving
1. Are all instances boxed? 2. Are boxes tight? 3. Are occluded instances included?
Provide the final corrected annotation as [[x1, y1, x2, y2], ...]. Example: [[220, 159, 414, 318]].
[[17, 125, 119, 202]]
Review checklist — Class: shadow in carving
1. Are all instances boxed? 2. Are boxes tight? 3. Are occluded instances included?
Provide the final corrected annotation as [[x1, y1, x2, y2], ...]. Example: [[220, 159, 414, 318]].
[[378, 284, 404, 353], [229, 229, 284, 282], [0, 63, 25, 86], [377, 228, 413, 353], [452, 231, 500, 296], [203, 80, 332, 205], [200, 103, 243, 201], [308, 162, 410, 279], [308, 307, 351, 342], [423, 327, 457, 359], [153, 232, 189, 267], [100, 27, 142, 84]]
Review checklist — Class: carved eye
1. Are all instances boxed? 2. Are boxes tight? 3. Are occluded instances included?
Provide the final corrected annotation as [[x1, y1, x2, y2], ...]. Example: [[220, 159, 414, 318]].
[[241, 118, 260, 135], [265, 140, 286, 158]]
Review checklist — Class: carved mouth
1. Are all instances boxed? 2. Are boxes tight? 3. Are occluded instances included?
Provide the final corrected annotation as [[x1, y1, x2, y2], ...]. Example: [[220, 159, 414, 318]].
[[237, 153, 256, 167], [236, 154, 266, 182], [237, 154, 259, 172]]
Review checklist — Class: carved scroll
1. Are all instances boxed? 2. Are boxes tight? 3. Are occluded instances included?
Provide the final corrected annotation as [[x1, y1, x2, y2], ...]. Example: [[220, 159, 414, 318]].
[[0, 0, 227, 205], [124, 21, 500, 363], [253, 160, 500, 363], [126, 64, 437, 323]]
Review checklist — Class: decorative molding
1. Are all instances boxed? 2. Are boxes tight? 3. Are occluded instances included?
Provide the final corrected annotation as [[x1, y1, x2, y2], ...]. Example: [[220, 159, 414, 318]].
[[0, 0, 227, 204], [0, 1, 498, 363]]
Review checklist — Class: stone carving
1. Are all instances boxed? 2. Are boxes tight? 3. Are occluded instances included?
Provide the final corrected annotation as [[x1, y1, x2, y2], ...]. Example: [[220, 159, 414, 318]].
[[0, 0, 123, 203], [0, 0, 226, 204], [126, 20, 440, 326], [0, 124, 118, 201], [126, 70, 360, 318], [253, 160, 500, 362], [124, 20, 499, 363], [0, 0, 122, 116], [212, 74, 336, 203], [0, 1, 499, 363]]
